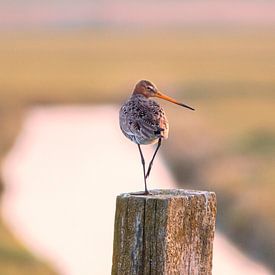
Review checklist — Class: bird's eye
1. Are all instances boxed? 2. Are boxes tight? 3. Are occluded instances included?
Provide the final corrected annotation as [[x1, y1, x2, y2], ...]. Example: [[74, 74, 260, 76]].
[[147, 86, 154, 92]]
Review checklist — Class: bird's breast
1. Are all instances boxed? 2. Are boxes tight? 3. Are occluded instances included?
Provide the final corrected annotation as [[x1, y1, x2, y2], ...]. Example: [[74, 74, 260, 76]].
[[119, 95, 169, 145]]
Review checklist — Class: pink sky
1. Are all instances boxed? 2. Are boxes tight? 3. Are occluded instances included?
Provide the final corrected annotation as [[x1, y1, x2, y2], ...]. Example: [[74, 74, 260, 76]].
[[1, 1, 275, 28]]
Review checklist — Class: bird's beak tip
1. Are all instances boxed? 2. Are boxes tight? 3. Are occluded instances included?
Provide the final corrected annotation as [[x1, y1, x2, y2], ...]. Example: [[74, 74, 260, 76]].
[[180, 104, 195, 111]]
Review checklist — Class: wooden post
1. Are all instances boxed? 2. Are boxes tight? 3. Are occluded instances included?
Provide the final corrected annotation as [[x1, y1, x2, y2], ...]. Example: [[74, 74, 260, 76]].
[[112, 189, 217, 275]]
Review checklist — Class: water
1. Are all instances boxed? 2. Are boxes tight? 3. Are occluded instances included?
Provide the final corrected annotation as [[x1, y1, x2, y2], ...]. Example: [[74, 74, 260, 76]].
[[1, 105, 272, 275]]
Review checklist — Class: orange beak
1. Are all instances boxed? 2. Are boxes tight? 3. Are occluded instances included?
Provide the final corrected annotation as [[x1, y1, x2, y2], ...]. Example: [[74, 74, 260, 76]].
[[155, 91, 195, 111]]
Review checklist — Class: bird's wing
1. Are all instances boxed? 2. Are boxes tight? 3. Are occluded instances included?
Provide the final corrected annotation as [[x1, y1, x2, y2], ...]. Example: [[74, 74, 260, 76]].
[[119, 96, 169, 144]]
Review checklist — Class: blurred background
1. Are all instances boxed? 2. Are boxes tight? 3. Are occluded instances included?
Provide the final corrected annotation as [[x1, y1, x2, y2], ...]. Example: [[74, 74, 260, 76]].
[[0, 0, 275, 274]]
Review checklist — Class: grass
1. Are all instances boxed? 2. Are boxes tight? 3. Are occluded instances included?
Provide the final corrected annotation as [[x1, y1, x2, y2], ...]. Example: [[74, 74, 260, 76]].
[[0, 218, 57, 275], [0, 27, 274, 272], [234, 129, 275, 155], [1, 28, 275, 102]]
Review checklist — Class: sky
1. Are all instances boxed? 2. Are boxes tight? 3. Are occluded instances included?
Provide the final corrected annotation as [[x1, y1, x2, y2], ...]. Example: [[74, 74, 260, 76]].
[[1, 1, 275, 29]]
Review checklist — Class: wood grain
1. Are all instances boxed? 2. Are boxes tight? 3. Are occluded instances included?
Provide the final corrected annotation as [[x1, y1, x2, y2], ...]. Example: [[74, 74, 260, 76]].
[[112, 189, 217, 275]]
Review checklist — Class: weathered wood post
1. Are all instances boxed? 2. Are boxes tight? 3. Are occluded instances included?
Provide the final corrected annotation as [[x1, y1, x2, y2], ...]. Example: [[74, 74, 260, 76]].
[[112, 189, 217, 275]]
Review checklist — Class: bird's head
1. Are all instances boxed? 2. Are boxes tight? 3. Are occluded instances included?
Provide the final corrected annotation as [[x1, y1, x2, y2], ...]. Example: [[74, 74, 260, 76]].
[[133, 80, 195, 111]]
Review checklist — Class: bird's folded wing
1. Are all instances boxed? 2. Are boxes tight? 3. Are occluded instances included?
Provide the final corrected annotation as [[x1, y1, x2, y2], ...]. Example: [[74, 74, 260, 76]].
[[127, 118, 163, 141]]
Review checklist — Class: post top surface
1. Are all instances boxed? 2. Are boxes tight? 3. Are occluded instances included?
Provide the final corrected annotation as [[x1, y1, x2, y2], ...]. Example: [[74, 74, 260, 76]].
[[119, 189, 215, 200]]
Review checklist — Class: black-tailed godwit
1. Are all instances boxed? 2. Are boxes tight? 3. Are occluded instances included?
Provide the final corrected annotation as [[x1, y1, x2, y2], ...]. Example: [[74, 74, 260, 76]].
[[119, 80, 194, 194]]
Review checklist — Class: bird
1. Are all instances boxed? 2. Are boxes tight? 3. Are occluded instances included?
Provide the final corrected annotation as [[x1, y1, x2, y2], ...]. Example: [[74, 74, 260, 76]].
[[119, 80, 194, 195]]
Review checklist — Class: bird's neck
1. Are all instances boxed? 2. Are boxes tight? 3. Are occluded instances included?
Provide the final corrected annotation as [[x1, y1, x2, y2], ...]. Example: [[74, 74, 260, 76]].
[[132, 91, 149, 98], [131, 93, 147, 100]]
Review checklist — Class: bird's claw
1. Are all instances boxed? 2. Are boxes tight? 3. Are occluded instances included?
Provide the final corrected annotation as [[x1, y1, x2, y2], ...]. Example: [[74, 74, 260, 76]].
[[131, 190, 151, 196]]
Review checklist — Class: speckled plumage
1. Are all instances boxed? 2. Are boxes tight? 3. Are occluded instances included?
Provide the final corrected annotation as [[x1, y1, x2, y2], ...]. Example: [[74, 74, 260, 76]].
[[119, 94, 169, 145], [119, 80, 194, 194]]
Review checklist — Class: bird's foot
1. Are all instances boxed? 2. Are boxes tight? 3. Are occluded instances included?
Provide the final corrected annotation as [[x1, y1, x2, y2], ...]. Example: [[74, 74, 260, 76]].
[[130, 190, 151, 196], [144, 190, 151, 195]]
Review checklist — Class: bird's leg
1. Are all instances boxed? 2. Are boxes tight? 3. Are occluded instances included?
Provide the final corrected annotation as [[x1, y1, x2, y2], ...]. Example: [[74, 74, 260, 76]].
[[138, 144, 149, 195], [146, 138, 162, 179]]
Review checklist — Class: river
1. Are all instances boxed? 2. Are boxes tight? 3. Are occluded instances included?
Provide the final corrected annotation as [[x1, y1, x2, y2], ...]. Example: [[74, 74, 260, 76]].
[[1, 105, 272, 275]]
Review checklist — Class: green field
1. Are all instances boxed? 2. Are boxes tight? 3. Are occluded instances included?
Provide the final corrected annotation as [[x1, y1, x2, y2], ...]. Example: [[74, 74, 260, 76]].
[[1, 29, 275, 102], [0, 219, 57, 275], [0, 28, 274, 273]]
